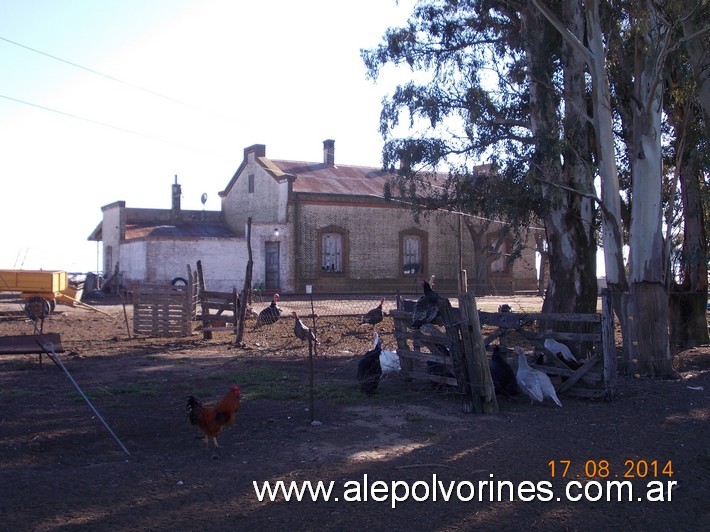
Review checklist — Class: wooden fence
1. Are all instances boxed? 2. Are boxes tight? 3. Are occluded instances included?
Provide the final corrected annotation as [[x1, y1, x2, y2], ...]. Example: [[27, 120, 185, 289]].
[[392, 290, 616, 412], [393, 292, 499, 414], [197, 288, 240, 339]]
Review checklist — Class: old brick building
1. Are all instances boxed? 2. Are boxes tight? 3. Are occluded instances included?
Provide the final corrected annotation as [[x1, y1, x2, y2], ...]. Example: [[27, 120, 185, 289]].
[[91, 140, 538, 294]]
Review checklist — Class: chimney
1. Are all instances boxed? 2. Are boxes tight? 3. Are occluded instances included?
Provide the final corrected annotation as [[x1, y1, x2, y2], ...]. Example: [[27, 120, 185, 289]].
[[171, 175, 182, 222], [323, 139, 335, 166]]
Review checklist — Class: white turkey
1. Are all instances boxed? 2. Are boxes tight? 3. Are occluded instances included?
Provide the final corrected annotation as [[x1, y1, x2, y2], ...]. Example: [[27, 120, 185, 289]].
[[254, 293, 282, 328], [360, 298, 385, 326], [357, 332, 399, 395], [515, 346, 562, 407], [291, 311, 318, 344], [543, 335, 577, 363], [410, 278, 444, 329]]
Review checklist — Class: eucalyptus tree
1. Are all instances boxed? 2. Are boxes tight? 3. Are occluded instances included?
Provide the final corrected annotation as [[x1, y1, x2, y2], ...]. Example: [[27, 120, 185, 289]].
[[363, 0, 599, 313]]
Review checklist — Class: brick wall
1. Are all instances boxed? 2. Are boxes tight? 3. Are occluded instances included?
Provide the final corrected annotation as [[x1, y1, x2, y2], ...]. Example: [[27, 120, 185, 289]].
[[293, 198, 538, 293]]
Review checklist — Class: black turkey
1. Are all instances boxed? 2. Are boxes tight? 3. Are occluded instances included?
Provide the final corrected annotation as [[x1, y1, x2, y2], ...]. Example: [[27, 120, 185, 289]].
[[410, 279, 444, 329], [254, 294, 281, 328], [357, 336, 383, 395], [490, 345, 519, 396], [360, 298, 385, 326], [291, 311, 318, 344]]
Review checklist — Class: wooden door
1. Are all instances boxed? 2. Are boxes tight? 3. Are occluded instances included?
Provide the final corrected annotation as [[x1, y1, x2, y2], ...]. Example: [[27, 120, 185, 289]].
[[265, 242, 280, 291]]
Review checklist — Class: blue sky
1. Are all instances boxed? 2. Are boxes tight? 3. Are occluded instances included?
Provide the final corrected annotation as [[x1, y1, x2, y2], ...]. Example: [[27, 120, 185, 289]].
[[0, 0, 415, 273]]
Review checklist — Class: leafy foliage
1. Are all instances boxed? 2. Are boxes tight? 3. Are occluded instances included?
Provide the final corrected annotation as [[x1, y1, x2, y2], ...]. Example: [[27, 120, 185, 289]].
[[363, 0, 544, 259]]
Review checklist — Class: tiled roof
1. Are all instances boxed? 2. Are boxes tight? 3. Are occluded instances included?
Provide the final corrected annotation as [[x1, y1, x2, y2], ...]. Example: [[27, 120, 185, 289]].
[[269, 159, 392, 196], [124, 222, 236, 240]]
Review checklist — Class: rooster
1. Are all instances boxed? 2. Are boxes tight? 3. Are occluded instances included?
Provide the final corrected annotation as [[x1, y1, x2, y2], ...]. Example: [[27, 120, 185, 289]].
[[186, 384, 241, 448], [291, 311, 318, 344], [515, 347, 562, 407], [254, 294, 281, 328], [360, 298, 385, 326]]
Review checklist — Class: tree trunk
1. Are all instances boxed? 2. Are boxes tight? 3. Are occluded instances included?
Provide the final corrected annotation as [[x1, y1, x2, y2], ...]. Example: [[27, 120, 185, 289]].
[[534, 232, 549, 296], [463, 220, 491, 293], [523, 3, 598, 315], [585, 0, 628, 297], [669, 122, 709, 346], [627, 1, 673, 376], [629, 283, 675, 377]]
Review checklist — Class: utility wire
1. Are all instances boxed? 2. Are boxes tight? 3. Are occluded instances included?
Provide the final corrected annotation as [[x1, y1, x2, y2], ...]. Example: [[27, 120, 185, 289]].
[[0, 93, 229, 157], [0, 35, 195, 109], [0, 35, 241, 152]]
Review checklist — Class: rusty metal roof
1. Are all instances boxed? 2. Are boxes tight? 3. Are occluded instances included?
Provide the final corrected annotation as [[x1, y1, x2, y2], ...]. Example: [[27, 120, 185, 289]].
[[124, 222, 236, 240], [270, 159, 392, 196]]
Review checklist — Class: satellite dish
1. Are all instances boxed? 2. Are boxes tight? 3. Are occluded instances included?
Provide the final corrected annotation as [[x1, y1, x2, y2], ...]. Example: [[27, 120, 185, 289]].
[[200, 193, 208, 205]]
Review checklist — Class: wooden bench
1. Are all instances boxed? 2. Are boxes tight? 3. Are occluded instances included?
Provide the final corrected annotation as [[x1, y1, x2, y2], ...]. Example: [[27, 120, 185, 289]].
[[0, 333, 64, 367]]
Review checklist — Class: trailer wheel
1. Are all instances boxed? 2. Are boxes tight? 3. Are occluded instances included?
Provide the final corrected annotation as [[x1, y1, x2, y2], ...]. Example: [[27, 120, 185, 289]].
[[24, 297, 51, 320], [171, 277, 188, 287]]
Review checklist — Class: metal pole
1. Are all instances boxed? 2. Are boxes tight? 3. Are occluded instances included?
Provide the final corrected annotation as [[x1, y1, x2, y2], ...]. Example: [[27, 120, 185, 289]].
[[44, 341, 131, 456]]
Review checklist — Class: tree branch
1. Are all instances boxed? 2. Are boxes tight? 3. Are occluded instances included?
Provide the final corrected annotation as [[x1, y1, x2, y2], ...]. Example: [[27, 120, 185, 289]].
[[530, 0, 593, 63]]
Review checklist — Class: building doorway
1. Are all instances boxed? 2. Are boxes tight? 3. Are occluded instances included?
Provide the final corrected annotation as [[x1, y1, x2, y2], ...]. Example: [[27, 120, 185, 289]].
[[265, 241, 280, 291]]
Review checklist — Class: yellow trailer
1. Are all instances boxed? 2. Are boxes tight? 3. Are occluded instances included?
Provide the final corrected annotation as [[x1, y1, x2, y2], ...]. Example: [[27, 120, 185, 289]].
[[0, 269, 68, 312]]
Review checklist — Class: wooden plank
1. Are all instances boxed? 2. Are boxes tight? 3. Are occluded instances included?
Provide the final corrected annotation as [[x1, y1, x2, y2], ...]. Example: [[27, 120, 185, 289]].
[[554, 354, 602, 394], [0, 333, 64, 354], [401, 370, 458, 387], [393, 329, 452, 347], [396, 348, 451, 364], [479, 311, 601, 326], [518, 330, 602, 343]]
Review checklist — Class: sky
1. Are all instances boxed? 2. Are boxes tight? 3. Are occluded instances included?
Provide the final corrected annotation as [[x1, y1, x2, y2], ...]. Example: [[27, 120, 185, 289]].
[[0, 0, 416, 273]]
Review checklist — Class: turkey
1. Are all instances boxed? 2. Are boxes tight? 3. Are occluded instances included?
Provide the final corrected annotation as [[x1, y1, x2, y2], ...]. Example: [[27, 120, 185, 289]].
[[360, 298, 385, 326], [254, 294, 282, 328], [490, 345, 519, 396], [357, 333, 383, 395], [410, 279, 444, 329], [291, 311, 318, 344], [515, 346, 562, 407], [357, 333, 400, 395], [543, 335, 577, 363]]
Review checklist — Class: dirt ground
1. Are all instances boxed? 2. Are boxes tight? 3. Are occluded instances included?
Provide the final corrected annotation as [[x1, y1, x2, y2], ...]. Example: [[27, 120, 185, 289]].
[[1, 293, 709, 531]]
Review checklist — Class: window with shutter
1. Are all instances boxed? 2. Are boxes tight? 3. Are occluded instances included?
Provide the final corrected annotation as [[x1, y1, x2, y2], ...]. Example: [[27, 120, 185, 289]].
[[403, 235, 422, 275], [321, 233, 343, 273]]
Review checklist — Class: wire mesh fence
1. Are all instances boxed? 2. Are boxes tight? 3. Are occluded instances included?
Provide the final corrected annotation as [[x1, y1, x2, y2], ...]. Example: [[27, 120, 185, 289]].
[[248, 293, 401, 319], [247, 291, 545, 318]]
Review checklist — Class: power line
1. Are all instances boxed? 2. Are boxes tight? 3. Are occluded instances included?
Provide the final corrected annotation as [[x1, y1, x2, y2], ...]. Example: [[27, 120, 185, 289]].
[[0, 35, 196, 110], [0, 93, 227, 157]]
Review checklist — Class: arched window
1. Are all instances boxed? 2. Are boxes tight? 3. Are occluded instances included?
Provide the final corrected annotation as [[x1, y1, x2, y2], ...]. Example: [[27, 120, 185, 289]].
[[321, 233, 343, 273]]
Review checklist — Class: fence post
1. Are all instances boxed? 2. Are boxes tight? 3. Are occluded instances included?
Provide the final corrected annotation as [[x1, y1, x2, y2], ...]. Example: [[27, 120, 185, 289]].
[[458, 291, 499, 414], [601, 288, 617, 400], [196, 260, 211, 340]]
